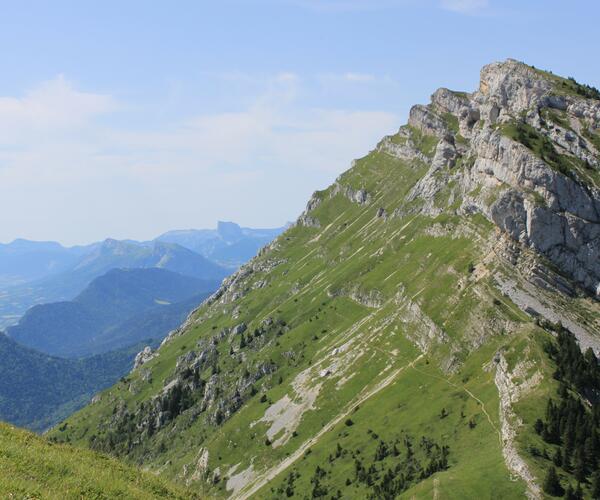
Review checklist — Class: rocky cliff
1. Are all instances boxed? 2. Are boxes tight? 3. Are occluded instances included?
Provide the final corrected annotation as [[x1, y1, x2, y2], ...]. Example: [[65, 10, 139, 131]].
[[376, 59, 600, 296]]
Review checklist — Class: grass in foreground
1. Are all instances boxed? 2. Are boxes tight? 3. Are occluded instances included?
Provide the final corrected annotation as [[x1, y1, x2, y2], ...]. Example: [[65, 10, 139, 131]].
[[0, 421, 194, 499]]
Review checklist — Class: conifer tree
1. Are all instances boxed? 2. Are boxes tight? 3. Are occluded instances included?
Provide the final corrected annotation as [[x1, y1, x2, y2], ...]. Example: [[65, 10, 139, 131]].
[[552, 447, 562, 467], [543, 466, 564, 497]]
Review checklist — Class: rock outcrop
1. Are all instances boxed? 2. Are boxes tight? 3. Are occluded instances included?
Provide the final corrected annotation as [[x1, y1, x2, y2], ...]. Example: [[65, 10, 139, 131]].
[[133, 346, 156, 369], [395, 59, 600, 296]]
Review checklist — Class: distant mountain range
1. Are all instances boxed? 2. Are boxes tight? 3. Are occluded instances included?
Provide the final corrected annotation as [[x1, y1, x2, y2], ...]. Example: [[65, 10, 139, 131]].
[[156, 221, 287, 269], [6, 267, 217, 358], [0, 239, 88, 287], [0, 221, 283, 431], [0, 221, 284, 330], [1, 267, 218, 431]]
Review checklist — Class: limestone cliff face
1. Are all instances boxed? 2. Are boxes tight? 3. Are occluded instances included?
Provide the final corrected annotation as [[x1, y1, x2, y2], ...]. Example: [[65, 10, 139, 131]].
[[381, 59, 600, 295]]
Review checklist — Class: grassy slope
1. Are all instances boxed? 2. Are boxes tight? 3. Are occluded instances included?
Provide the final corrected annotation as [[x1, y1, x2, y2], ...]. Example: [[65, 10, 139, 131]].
[[259, 342, 525, 500], [0, 422, 193, 499], [51, 128, 566, 498]]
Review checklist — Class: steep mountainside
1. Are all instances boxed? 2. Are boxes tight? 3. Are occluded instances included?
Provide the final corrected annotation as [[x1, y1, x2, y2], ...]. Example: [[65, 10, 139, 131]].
[[0, 333, 145, 431], [0, 239, 227, 329], [52, 61, 600, 499], [7, 268, 218, 357], [0, 421, 193, 498], [157, 221, 286, 269]]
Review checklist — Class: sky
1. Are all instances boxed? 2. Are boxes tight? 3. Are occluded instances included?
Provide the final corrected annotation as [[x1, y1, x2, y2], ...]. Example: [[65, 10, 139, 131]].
[[0, 0, 599, 246]]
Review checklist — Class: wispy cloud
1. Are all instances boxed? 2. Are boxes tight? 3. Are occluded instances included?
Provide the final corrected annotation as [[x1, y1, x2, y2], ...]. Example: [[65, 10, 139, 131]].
[[343, 72, 376, 82], [0, 73, 399, 244], [316, 72, 393, 86], [0, 75, 116, 144]]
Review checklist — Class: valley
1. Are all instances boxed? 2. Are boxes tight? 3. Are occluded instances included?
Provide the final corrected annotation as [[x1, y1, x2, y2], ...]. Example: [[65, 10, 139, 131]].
[[0, 222, 283, 433]]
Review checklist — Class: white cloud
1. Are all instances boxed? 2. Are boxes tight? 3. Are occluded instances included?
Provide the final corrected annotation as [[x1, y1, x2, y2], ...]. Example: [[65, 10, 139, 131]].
[[439, 0, 489, 14], [0, 75, 115, 144], [275, 72, 299, 83], [0, 74, 399, 245]]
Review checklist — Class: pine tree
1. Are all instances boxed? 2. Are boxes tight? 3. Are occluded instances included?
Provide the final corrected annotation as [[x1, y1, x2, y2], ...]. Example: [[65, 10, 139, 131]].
[[534, 418, 544, 434], [585, 435, 598, 471], [543, 466, 564, 497], [574, 448, 587, 483], [552, 447, 563, 467]]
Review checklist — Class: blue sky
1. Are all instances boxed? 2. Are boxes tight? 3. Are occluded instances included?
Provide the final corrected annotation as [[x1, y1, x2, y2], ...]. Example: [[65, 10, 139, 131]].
[[0, 0, 598, 245]]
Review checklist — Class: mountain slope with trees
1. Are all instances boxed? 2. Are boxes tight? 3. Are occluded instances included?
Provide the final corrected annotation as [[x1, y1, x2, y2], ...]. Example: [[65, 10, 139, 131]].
[[50, 60, 600, 499], [0, 333, 144, 431]]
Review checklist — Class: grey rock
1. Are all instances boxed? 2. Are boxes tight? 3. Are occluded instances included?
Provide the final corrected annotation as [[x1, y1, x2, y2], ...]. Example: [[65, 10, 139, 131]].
[[331, 182, 371, 205], [376, 207, 387, 219], [403, 59, 600, 295], [133, 346, 156, 369]]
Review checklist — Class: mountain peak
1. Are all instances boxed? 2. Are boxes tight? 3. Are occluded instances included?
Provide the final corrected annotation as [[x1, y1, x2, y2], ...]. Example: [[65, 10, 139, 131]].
[[217, 220, 243, 239], [390, 61, 600, 296]]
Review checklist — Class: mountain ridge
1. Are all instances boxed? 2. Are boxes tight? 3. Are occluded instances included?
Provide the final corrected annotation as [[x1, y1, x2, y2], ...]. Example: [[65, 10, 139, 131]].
[[0, 239, 228, 330], [156, 221, 287, 269], [50, 60, 600, 499], [0, 222, 283, 330], [7, 267, 219, 358]]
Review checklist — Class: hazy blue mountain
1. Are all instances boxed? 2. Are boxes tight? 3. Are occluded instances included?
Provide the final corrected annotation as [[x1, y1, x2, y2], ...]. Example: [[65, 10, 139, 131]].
[[0, 222, 282, 329], [86, 292, 209, 357], [156, 221, 286, 269], [0, 332, 145, 432], [71, 239, 227, 282], [7, 268, 218, 358], [0, 239, 227, 329], [0, 239, 91, 287]]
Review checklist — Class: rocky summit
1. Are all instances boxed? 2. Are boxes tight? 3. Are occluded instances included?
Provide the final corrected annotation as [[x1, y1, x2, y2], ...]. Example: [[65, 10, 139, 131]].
[[50, 60, 600, 499]]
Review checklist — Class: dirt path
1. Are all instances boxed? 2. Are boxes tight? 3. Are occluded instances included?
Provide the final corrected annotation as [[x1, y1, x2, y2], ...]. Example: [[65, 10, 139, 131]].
[[232, 354, 424, 499]]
